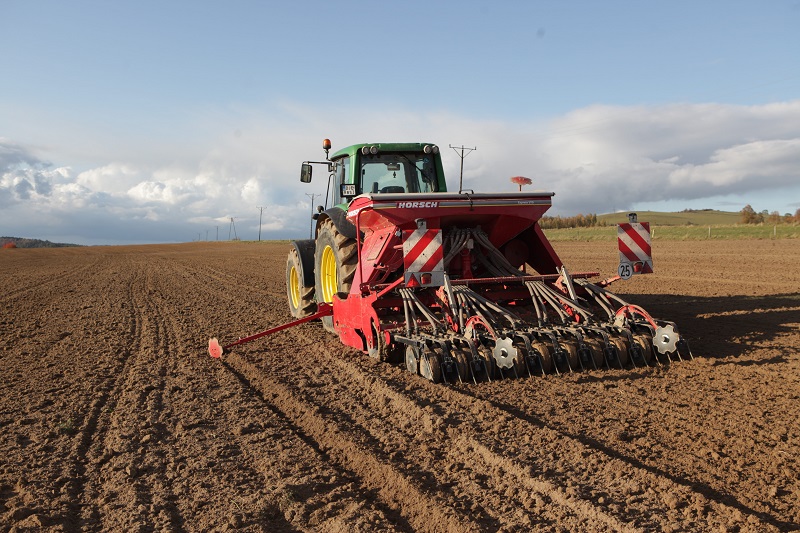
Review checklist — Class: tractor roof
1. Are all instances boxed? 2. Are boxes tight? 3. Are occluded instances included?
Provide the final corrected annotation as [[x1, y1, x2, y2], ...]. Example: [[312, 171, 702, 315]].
[[330, 142, 438, 159]]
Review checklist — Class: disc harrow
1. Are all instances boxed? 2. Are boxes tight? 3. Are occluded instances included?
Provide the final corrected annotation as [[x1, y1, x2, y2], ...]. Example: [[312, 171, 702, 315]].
[[392, 270, 691, 384], [386, 224, 692, 383], [208, 140, 693, 385]]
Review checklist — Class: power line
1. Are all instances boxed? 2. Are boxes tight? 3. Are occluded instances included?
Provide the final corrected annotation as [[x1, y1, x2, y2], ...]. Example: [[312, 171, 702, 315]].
[[449, 144, 476, 193]]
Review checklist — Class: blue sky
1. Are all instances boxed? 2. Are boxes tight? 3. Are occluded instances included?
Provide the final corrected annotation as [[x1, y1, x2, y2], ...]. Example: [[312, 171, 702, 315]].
[[2, 1, 799, 244]]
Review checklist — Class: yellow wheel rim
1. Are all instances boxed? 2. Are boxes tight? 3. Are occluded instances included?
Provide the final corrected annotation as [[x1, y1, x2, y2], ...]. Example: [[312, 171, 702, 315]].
[[289, 264, 300, 309], [320, 245, 337, 303]]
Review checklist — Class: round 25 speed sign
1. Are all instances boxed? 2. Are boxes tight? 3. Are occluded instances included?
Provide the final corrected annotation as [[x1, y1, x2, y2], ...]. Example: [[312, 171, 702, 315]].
[[618, 262, 633, 280]]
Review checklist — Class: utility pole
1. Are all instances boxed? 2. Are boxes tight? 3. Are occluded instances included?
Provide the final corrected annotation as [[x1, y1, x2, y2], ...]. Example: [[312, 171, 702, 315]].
[[216, 226, 219, 241], [449, 144, 476, 193], [206, 229, 209, 241], [257, 206, 264, 241], [305, 193, 319, 239]]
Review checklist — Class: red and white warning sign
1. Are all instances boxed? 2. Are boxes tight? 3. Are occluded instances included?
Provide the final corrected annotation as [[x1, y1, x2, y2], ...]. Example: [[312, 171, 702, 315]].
[[402, 225, 444, 287], [617, 219, 653, 279]]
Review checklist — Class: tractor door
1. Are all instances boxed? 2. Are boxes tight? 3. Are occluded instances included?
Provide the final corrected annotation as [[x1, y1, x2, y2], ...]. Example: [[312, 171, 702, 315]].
[[332, 155, 350, 206]]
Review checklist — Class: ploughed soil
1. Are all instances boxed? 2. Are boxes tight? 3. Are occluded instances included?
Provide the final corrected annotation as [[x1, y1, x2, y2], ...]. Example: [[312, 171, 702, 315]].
[[1, 240, 799, 532]]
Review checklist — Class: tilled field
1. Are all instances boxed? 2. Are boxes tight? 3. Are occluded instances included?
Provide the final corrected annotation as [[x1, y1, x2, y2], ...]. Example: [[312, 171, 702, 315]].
[[1, 240, 799, 532]]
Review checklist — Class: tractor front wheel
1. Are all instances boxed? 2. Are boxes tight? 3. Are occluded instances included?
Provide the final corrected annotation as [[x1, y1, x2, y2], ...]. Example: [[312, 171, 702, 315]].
[[286, 247, 316, 318], [314, 218, 357, 333]]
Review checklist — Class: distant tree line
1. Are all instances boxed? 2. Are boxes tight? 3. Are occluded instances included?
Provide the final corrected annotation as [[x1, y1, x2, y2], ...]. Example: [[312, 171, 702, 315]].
[[0, 237, 80, 248], [538, 213, 602, 229], [739, 205, 800, 225]]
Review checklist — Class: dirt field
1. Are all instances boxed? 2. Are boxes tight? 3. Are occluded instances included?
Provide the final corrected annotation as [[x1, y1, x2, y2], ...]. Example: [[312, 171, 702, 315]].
[[1, 239, 799, 532]]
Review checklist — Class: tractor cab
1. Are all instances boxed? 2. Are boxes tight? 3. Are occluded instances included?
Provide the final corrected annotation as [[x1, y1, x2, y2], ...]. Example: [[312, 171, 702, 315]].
[[301, 141, 448, 208]]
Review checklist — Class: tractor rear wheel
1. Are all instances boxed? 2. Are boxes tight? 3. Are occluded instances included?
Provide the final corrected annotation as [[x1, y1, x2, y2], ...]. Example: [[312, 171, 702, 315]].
[[286, 248, 316, 318], [314, 218, 357, 333]]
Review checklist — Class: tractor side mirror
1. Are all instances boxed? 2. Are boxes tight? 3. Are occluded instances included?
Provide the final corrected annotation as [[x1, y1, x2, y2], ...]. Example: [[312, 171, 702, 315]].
[[300, 163, 312, 183]]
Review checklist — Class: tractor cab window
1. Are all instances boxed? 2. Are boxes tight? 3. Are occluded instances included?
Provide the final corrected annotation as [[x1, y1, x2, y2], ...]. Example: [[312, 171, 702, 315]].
[[360, 152, 439, 194]]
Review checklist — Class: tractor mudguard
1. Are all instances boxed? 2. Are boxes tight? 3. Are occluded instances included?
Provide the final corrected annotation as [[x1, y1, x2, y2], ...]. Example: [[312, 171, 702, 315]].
[[321, 207, 358, 240], [290, 239, 316, 288]]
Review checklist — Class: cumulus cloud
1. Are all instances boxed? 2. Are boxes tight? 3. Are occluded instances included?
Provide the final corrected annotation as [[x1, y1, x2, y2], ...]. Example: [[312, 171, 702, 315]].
[[0, 138, 48, 169], [77, 163, 144, 194], [0, 140, 69, 205], [240, 178, 261, 203], [529, 101, 800, 213], [2, 100, 799, 244], [668, 139, 800, 189]]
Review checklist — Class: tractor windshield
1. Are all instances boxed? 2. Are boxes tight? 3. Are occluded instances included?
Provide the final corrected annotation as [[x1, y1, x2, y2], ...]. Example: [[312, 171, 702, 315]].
[[360, 152, 439, 194]]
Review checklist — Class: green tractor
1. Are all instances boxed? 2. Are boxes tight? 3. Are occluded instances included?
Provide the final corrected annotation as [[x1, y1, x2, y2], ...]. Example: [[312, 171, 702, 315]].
[[287, 139, 446, 333]]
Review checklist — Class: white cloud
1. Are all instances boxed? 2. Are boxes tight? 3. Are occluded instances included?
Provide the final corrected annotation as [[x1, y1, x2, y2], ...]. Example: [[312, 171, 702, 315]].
[[512, 101, 800, 213], [240, 178, 261, 203], [127, 181, 169, 203], [76, 163, 143, 194], [51, 182, 93, 209], [2, 100, 799, 244], [669, 139, 800, 188]]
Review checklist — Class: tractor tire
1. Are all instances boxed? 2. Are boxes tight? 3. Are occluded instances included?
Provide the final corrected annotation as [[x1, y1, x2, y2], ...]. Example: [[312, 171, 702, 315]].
[[286, 247, 316, 318], [314, 217, 358, 333]]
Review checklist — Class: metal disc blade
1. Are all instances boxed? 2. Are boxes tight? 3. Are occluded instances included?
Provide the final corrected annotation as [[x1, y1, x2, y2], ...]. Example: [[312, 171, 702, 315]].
[[653, 325, 678, 355], [493, 337, 517, 369]]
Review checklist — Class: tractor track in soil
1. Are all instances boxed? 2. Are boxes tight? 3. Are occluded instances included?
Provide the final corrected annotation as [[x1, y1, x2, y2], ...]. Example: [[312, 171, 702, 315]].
[[77, 262, 188, 531], [227, 339, 636, 531], [232, 326, 772, 532], [60, 264, 147, 530], [130, 252, 416, 531], [1, 241, 799, 531]]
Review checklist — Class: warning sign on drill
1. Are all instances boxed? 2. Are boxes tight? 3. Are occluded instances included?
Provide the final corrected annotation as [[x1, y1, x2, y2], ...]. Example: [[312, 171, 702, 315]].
[[617, 220, 653, 279], [403, 227, 445, 287]]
